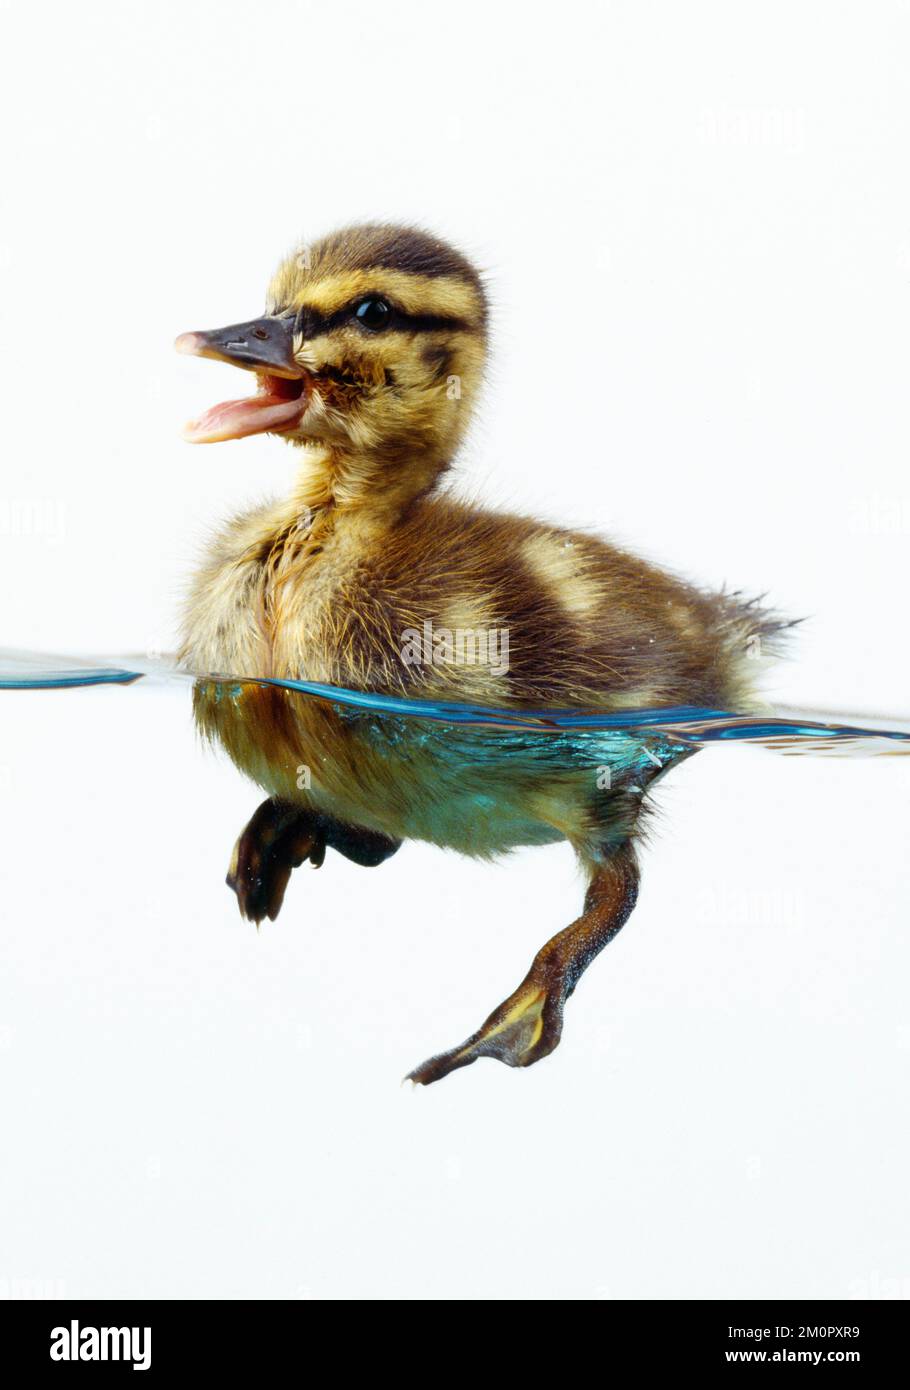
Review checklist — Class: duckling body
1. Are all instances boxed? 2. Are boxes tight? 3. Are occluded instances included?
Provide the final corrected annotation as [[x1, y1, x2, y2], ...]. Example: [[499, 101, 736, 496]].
[[177, 223, 783, 1083], [182, 492, 766, 854]]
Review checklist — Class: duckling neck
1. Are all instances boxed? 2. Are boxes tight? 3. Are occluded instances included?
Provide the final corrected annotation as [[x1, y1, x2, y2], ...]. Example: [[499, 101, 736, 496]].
[[292, 439, 451, 527]]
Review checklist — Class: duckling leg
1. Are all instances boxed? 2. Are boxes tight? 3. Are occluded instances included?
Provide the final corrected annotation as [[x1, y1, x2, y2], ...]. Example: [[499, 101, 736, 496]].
[[407, 842, 639, 1085], [227, 797, 400, 924]]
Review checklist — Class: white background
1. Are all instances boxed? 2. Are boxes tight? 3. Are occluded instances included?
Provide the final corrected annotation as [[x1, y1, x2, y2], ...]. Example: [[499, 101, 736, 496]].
[[1, 0, 908, 1299]]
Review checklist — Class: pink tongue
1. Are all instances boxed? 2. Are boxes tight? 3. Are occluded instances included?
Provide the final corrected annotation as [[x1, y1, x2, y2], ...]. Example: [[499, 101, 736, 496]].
[[183, 391, 306, 444]]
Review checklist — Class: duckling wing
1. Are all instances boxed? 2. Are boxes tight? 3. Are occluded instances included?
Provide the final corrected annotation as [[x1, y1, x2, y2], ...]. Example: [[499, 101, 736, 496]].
[[320, 499, 790, 714]]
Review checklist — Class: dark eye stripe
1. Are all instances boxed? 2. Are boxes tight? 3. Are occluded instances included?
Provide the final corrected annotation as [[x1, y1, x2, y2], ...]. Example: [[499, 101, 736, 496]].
[[293, 300, 473, 339]]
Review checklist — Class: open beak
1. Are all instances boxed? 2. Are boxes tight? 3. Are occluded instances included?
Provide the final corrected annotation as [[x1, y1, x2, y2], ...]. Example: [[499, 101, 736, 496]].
[[175, 316, 309, 443]]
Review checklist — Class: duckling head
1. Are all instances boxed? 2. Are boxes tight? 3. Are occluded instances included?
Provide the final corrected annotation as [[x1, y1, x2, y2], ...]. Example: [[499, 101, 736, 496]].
[[177, 223, 487, 513]]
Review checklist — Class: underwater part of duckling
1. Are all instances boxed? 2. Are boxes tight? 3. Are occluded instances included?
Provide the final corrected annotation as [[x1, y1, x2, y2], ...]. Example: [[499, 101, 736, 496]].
[[175, 221, 799, 1085], [7, 651, 910, 1082], [202, 683, 694, 1083]]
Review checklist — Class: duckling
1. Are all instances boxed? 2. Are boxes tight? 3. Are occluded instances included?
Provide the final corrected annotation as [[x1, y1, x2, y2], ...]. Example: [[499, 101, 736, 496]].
[[176, 223, 785, 1085]]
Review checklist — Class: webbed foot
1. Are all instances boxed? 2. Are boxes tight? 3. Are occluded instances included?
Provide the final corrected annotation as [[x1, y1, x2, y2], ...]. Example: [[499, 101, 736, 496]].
[[407, 843, 640, 1085], [406, 968, 565, 1084], [227, 799, 325, 924], [227, 798, 401, 924]]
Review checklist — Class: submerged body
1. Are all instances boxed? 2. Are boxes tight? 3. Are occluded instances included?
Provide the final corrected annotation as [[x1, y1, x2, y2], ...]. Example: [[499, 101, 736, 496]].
[[177, 223, 783, 1083]]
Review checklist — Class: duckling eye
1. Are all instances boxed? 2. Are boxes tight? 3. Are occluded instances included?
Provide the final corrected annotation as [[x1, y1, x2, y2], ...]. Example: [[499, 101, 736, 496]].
[[354, 297, 392, 332]]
